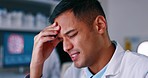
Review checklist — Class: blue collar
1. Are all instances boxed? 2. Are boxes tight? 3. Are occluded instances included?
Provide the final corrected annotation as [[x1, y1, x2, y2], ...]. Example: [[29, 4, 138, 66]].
[[85, 64, 108, 78]]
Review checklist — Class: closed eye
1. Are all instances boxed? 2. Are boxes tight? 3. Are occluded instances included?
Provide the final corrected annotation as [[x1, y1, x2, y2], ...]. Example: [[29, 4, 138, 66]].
[[67, 31, 78, 38]]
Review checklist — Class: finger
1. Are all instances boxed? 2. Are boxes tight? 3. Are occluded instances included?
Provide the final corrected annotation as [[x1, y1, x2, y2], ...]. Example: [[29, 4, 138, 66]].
[[50, 22, 57, 27], [40, 36, 55, 43], [35, 29, 58, 42], [36, 36, 56, 47], [34, 23, 61, 44], [44, 25, 60, 31], [40, 30, 58, 37], [45, 22, 57, 29]]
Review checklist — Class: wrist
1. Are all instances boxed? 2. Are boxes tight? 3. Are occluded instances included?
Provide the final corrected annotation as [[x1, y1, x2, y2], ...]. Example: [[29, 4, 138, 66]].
[[30, 63, 43, 78]]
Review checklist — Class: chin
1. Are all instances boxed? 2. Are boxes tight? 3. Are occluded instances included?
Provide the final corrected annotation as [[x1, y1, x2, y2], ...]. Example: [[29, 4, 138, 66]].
[[74, 62, 86, 68]]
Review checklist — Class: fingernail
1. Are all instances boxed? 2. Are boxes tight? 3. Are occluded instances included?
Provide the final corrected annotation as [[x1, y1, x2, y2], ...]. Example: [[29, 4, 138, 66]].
[[53, 22, 56, 26], [53, 22, 58, 27]]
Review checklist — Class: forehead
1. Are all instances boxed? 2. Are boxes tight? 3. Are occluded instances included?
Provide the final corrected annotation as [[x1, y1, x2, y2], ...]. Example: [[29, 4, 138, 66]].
[[55, 11, 80, 34]]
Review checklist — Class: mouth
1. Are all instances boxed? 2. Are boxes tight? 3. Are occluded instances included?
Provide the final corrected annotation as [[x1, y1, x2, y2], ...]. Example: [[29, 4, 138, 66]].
[[69, 51, 80, 61]]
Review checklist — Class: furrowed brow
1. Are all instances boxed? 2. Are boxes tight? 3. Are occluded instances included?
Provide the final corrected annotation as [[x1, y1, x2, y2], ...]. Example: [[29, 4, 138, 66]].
[[64, 29, 76, 35], [58, 29, 77, 40]]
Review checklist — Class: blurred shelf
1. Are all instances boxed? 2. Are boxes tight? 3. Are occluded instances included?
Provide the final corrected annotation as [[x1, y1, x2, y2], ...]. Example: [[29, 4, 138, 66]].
[[0, 26, 43, 32], [0, 0, 57, 32], [0, 0, 58, 16], [30, 0, 60, 5]]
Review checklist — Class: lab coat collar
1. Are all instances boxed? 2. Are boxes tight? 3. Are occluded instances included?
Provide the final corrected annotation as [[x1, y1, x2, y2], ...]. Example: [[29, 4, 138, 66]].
[[104, 41, 125, 76]]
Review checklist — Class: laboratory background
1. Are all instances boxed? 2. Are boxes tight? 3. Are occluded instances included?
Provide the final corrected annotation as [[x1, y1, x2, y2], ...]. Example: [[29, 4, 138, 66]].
[[0, 0, 148, 78]]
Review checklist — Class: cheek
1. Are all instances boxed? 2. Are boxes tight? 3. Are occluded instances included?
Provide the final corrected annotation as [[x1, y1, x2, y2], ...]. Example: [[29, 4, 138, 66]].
[[71, 35, 87, 52], [71, 30, 96, 53], [73, 34, 93, 53], [79, 34, 98, 56]]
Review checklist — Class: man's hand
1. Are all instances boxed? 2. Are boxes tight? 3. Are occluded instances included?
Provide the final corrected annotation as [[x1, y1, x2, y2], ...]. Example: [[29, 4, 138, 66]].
[[30, 23, 61, 78]]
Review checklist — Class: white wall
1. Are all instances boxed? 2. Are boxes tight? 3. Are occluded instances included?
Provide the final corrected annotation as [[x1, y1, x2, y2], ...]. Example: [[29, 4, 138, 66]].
[[101, 0, 148, 51]]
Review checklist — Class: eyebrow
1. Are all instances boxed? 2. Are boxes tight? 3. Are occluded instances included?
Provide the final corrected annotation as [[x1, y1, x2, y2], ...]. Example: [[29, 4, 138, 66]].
[[64, 29, 77, 35]]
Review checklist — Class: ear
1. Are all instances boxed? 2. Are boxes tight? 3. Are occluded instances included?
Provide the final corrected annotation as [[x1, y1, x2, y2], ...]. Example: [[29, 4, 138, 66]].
[[94, 15, 107, 34]]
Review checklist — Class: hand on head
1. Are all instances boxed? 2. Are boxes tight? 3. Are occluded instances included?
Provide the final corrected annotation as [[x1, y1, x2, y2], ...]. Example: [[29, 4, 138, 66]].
[[30, 22, 61, 78]]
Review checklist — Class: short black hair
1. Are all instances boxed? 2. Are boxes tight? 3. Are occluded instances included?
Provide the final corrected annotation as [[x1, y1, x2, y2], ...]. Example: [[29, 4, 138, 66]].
[[49, 0, 106, 25]]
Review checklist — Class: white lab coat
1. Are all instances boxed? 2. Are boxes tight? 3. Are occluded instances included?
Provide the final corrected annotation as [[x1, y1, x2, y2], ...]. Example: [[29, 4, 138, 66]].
[[63, 41, 148, 78], [42, 49, 60, 78]]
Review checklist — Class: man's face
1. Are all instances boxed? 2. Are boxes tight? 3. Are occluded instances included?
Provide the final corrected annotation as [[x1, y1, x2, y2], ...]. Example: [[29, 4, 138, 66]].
[[55, 11, 103, 68]]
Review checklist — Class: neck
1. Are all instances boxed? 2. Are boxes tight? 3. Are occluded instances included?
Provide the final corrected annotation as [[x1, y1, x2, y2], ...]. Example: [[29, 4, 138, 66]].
[[88, 41, 115, 74]]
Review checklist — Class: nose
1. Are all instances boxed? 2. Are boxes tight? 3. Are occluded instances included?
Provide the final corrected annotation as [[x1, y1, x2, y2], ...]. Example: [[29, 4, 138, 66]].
[[63, 38, 73, 52]]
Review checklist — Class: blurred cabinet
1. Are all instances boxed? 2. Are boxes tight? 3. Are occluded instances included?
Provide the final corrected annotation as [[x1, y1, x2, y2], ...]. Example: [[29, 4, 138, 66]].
[[0, 0, 55, 32], [0, 0, 59, 68]]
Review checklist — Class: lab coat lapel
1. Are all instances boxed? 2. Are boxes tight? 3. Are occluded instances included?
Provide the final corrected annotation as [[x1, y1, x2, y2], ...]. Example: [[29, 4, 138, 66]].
[[104, 41, 125, 77]]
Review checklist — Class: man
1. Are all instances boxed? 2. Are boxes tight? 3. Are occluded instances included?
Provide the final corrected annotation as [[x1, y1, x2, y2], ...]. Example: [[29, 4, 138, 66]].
[[29, 0, 148, 78]]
